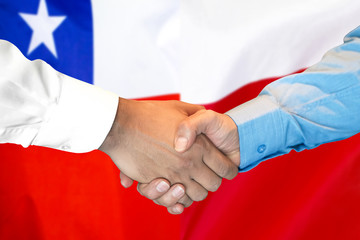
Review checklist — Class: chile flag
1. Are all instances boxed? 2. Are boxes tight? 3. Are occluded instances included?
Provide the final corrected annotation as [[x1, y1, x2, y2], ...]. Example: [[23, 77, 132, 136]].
[[1, 0, 360, 240]]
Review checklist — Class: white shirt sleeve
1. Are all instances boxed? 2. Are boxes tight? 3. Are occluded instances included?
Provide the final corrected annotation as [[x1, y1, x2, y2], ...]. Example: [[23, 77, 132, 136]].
[[0, 40, 119, 153]]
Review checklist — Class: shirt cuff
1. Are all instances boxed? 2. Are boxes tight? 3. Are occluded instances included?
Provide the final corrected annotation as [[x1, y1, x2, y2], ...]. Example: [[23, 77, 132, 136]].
[[226, 95, 288, 171], [32, 75, 119, 153]]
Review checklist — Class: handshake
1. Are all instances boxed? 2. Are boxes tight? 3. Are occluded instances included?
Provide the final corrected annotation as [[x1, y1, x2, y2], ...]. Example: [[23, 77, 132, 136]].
[[99, 98, 240, 214]]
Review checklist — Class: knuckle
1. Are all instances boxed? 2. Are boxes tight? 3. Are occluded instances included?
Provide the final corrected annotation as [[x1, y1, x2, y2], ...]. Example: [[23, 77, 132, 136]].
[[210, 110, 220, 119], [198, 108, 207, 114], [207, 109, 215, 116], [176, 156, 194, 170], [204, 109, 216, 120], [140, 189, 156, 200], [147, 192, 159, 200], [178, 118, 194, 134], [158, 195, 178, 207], [177, 121, 187, 133], [215, 163, 228, 178], [181, 119, 192, 129]]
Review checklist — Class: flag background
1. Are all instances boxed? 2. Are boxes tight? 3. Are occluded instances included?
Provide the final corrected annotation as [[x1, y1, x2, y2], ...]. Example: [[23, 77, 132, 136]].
[[1, 0, 360, 239]]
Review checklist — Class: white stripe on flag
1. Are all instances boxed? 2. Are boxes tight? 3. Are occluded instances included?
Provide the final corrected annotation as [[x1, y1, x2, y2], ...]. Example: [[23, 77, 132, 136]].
[[92, 0, 360, 103], [92, 0, 179, 99]]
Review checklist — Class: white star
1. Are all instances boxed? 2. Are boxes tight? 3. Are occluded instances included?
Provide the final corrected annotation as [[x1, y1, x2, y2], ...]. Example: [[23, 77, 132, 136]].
[[19, 0, 66, 58]]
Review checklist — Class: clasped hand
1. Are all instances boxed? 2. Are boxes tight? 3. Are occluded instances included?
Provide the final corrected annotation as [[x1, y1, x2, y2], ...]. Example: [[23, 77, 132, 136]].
[[99, 98, 240, 214]]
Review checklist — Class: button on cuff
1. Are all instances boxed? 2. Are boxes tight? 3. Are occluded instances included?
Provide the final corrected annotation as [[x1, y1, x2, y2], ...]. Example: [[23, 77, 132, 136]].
[[257, 144, 266, 153]]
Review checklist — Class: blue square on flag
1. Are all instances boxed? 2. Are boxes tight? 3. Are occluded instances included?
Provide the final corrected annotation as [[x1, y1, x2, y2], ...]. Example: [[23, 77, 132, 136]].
[[0, 0, 93, 84]]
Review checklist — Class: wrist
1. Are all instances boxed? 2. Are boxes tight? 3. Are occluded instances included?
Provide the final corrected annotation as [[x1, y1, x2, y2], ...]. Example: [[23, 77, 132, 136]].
[[99, 97, 123, 153], [223, 114, 241, 166]]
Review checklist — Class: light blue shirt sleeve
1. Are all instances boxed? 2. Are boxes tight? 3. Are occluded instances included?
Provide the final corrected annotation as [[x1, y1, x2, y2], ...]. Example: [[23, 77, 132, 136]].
[[227, 26, 360, 171]]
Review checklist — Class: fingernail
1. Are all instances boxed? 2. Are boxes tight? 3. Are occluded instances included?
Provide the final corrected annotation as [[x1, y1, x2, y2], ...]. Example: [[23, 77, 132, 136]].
[[120, 179, 125, 188], [156, 181, 170, 193], [172, 186, 185, 198], [120, 178, 127, 188], [175, 137, 188, 152], [173, 206, 182, 214]]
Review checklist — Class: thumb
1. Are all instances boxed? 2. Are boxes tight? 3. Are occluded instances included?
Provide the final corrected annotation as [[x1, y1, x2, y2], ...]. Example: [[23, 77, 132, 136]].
[[174, 109, 212, 153]]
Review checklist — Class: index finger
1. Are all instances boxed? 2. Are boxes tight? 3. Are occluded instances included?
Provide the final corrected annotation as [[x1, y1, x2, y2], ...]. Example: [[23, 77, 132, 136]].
[[199, 134, 238, 180]]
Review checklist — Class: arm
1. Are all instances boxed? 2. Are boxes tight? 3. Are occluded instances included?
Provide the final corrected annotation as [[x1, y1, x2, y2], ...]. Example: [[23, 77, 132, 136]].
[[228, 25, 360, 171], [0, 40, 238, 202], [0, 39, 118, 152], [137, 25, 360, 212]]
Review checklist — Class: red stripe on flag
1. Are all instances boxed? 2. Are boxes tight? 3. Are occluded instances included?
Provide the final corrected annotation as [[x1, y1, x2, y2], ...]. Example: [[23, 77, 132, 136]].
[[0, 93, 181, 240], [135, 93, 180, 101]]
